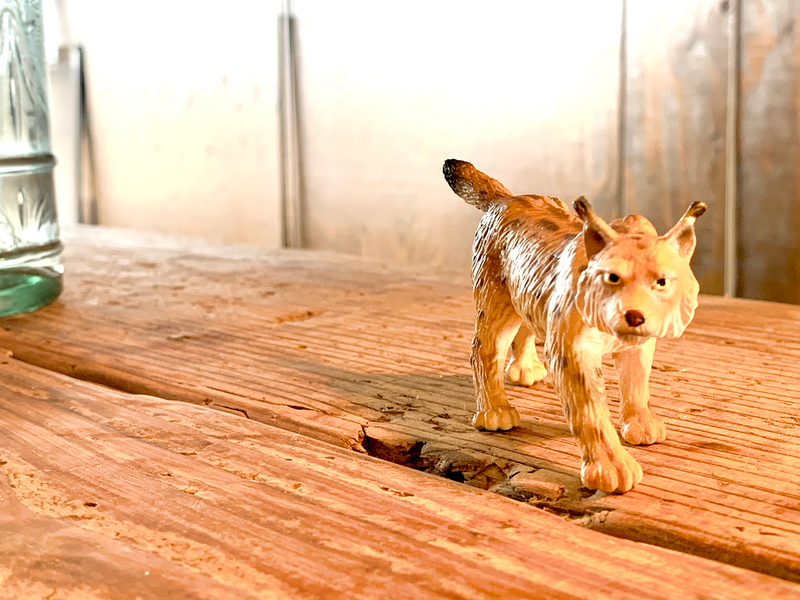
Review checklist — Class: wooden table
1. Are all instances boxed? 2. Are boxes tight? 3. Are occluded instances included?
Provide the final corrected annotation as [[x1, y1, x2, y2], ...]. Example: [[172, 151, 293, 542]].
[[0, 226, 798, 599]]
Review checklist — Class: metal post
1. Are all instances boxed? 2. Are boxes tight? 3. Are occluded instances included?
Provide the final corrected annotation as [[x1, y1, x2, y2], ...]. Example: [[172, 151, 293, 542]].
[[616, 0, 628, 220], [278, 0, 304, 248], [724, 0, 741, 297]]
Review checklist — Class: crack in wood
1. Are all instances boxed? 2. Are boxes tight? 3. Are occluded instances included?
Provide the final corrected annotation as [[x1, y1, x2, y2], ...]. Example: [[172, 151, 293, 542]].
[[214, 405, 250, 419], [361, 425, 610, 523]]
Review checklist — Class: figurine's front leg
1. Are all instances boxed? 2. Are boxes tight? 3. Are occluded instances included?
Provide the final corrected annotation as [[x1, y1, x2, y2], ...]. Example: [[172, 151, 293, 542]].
[[548, 330, 643, 493], [614, 338, 666, 445]]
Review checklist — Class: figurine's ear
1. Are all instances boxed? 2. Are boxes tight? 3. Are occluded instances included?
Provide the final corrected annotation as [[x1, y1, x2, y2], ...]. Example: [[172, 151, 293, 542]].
[[573, 196, 618, 260], [663, 201, 706, 258]]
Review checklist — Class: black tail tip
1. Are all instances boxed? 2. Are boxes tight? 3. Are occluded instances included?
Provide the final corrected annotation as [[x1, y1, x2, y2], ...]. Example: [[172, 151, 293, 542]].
[[443, 159, 474, 188], [443, 158, 469, 176]]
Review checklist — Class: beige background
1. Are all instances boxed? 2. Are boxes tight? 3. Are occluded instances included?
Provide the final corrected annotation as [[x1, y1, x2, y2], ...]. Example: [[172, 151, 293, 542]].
[[50, 0, 620, 274], [292, 1, 621, 269], [46, 0, 800, 303], [52, 0, 282, 247]]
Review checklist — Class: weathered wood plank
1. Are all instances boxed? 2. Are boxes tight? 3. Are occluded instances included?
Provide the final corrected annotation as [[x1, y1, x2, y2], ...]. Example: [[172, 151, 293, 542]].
[[3, 359, 796, 599], [738, 0, 800, 303], [1, 227, 799, 584], [624, 0, 730, 295]]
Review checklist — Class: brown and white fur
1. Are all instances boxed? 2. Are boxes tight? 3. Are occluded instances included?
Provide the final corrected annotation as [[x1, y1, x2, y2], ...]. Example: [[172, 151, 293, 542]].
[[444, 159, 705, 493]]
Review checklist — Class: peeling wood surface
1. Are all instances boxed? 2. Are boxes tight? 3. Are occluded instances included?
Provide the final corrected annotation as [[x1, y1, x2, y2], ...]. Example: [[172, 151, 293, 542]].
[[1, 226, 800, 590], [5, 361, 798, 599], [738, 0, 800, 303]]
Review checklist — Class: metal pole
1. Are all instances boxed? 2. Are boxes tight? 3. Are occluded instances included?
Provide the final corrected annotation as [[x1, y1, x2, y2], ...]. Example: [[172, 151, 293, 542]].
[[616, 0, 627, 220], [724, 0, 741, 297], [278, 0, 304, 248]]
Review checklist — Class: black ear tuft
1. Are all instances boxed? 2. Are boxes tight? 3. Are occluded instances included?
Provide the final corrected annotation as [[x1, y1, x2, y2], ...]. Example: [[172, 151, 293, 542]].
[[573, 196, 591, 221], [663, 201, 706, 258], [686, 201, 707, 219]]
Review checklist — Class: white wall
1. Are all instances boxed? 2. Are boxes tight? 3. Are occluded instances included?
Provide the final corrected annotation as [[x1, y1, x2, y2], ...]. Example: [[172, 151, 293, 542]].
[[52, 1, 621, 269], [293, 0, 622, 269], [56, 0, 282, 247]]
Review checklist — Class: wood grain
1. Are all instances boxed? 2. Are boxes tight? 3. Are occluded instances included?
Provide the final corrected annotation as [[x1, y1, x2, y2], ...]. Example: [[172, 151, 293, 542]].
[[4, 358, 796, 599], [624, 0, 730, 295], [1, 226, 799, 585], [738, 0, 800, 303]]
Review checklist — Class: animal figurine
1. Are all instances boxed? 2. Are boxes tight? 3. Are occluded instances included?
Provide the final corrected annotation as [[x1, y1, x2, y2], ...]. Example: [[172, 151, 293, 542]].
[[443, 159, 705, 493]]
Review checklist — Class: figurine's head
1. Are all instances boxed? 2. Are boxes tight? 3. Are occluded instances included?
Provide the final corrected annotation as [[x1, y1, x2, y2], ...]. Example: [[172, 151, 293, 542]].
[[573, 199, 706, 344]]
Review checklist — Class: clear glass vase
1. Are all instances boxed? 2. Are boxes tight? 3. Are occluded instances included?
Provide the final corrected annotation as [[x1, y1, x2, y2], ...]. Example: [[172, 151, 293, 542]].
[[0, 0, 61, 317]]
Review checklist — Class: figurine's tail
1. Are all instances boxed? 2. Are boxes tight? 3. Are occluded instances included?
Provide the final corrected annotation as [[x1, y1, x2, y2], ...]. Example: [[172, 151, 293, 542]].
[[443, 159, 512, 212]]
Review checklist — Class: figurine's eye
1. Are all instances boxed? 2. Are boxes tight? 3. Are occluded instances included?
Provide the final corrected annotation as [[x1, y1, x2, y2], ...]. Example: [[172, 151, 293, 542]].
[[654, 277, 669, 290], [603, 272, 622, 285]]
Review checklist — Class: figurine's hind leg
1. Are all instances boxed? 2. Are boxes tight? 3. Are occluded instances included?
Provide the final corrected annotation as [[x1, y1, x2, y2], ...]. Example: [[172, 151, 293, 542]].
[[506, 326, 547, 386], [471, 287, 522, 431], [614, 338, 666, 445]]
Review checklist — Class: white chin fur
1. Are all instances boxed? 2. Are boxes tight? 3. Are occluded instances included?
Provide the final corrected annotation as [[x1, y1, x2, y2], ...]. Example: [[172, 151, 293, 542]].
[[614, 331, 654, 345]]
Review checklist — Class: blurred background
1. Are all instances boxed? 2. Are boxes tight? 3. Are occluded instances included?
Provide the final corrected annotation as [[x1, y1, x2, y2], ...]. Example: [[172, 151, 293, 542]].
[[43, 0, 799, 304]]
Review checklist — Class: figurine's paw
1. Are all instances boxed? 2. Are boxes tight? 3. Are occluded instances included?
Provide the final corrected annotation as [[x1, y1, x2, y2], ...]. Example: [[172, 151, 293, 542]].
[[506, 358, 547, 387], [472, 407, 520, 431], [581, 449, 643, 493], [621, 412, 666, 445]]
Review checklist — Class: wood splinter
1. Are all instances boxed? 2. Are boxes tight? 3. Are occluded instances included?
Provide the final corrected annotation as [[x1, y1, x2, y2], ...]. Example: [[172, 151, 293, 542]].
[[444, 158, 706, 493]]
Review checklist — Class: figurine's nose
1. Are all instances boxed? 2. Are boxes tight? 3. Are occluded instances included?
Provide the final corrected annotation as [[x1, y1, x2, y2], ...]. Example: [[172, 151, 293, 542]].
[[625, 310, 645, 327]]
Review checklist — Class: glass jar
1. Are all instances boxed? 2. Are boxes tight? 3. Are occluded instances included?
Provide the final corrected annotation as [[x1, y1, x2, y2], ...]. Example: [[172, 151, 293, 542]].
[[0, 0, 61, 317]]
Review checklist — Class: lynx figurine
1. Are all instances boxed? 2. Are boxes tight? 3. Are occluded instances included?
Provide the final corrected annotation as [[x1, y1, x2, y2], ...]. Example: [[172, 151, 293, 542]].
[[444, 159, 705, 493]]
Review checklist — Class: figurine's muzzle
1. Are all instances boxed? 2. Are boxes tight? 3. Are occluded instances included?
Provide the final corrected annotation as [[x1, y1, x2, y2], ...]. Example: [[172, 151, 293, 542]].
[[610, 305, 655, 343]]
